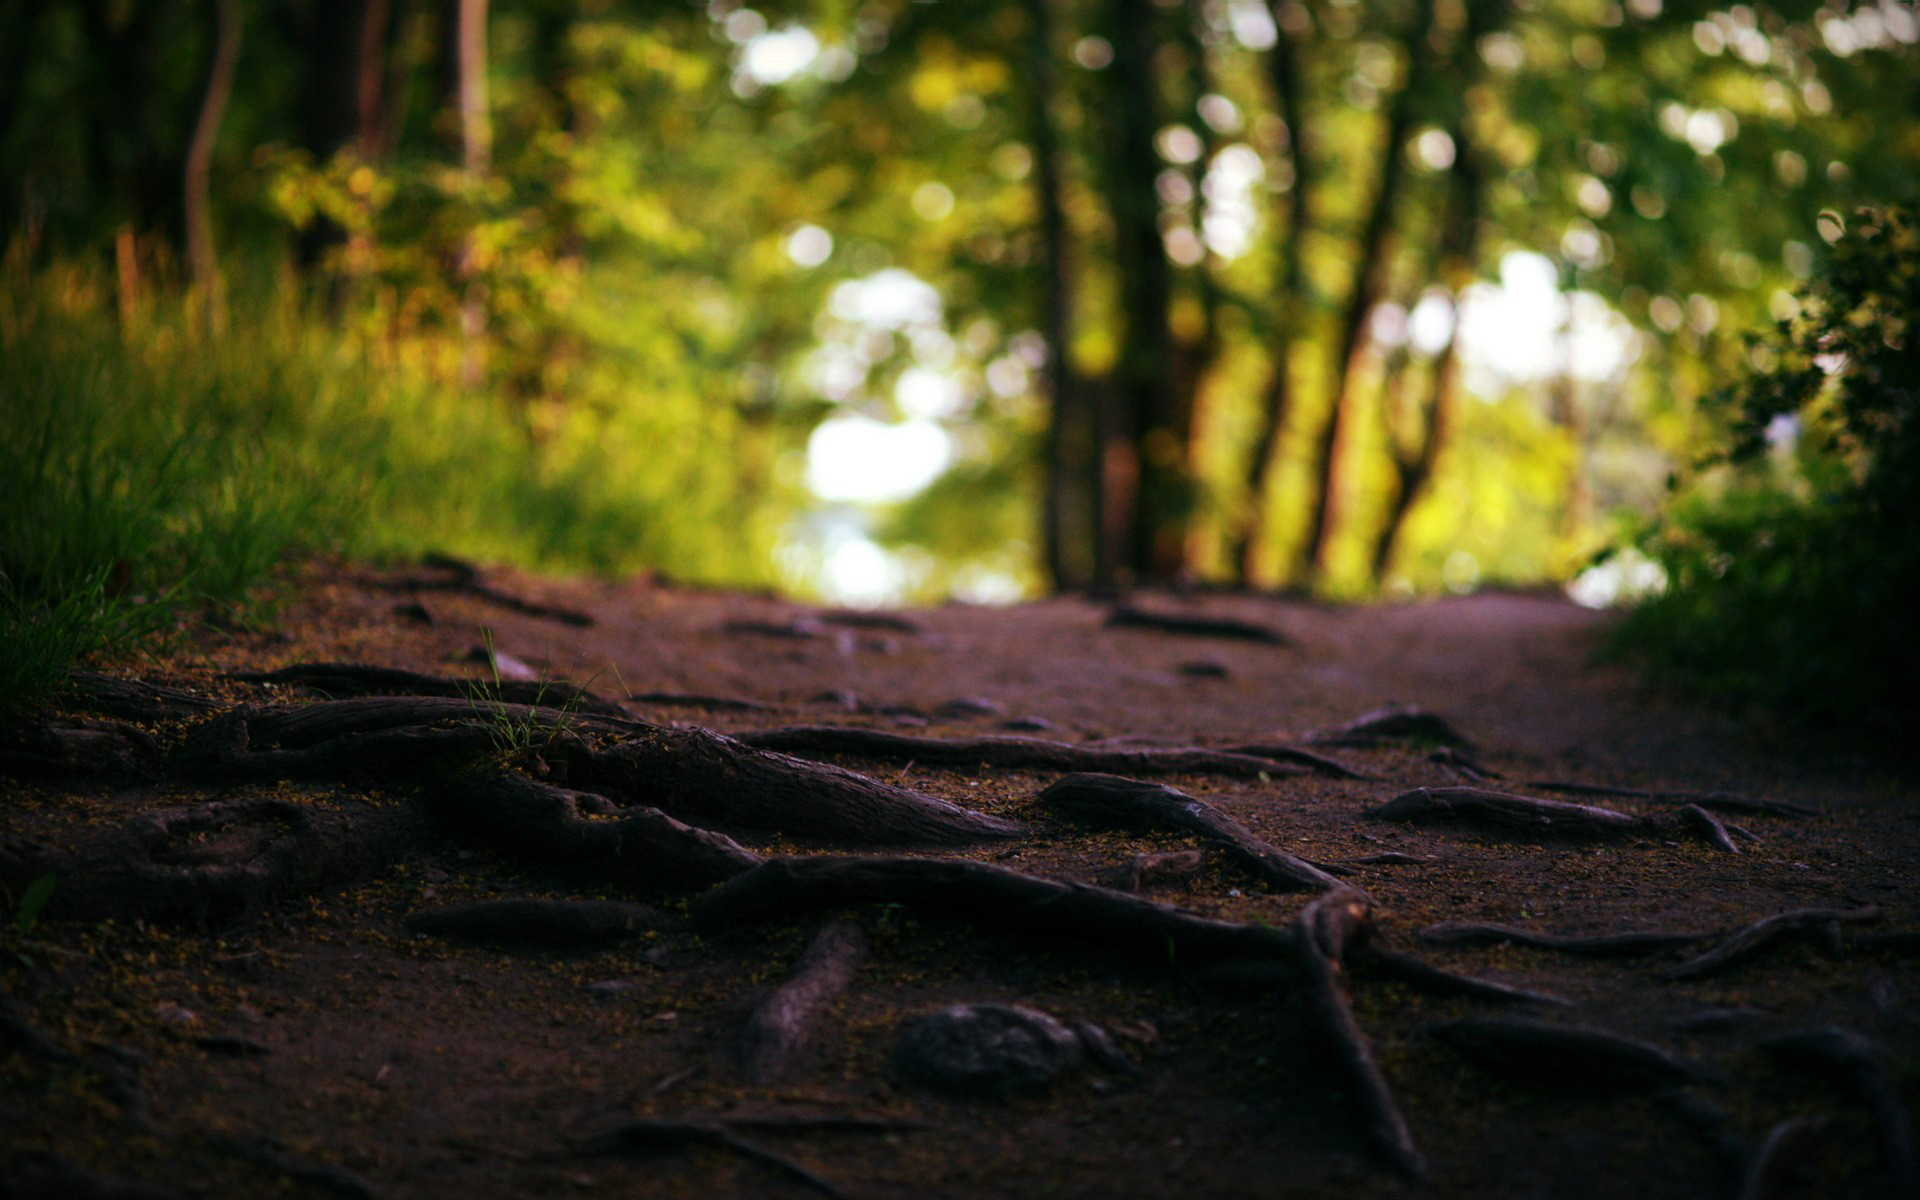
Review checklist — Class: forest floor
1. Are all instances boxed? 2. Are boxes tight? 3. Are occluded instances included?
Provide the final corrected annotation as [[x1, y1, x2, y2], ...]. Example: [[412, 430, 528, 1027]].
[[2, 560, 1915, 1200]]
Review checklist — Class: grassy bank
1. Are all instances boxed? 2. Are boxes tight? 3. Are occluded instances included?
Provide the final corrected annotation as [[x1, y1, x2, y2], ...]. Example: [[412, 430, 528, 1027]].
[[1, 276, 782, 711]]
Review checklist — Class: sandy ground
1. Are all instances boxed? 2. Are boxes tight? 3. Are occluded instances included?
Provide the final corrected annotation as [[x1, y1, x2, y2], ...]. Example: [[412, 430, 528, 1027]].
[[2, 565, 1914, 1199]]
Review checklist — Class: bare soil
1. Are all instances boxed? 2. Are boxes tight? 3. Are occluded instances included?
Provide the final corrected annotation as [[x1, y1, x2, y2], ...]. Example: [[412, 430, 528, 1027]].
[[3, 562, 1915, 1199]]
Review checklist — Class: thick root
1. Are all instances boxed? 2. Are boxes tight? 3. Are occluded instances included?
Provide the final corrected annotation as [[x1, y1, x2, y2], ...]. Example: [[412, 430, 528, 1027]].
[[1105, 603, 1289, 644], [1294, 886, 1426, 1179], [1417, 922, 1711, 958], [739, 921, 870, 1085], [1432, 1018, 1701, 1093], [733, 725, 1311, 781], [1662, 905, 1881, 981], [1367, 786, 1644, 839], [434, 769, 762, 891], [1038, 772, 1339, 892], [693, 855, 1298, 968]]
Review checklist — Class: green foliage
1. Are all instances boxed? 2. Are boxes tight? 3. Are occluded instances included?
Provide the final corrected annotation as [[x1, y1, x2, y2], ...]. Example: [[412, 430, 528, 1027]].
[[0, 276, 779, 712], [1617, 206, 1919, 728]]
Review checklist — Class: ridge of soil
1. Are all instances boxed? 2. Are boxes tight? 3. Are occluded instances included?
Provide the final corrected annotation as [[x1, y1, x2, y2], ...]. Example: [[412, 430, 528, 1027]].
[[3, 562, 1915, 1199]]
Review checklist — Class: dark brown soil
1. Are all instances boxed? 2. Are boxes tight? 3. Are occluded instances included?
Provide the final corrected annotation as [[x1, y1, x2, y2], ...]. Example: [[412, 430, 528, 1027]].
[[3, 563, 1915, 1199]]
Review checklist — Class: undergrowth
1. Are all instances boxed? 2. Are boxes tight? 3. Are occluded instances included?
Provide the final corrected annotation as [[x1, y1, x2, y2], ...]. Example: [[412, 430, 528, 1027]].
[[0, 271, 779, 713], [1613, 205, 1918, 734]]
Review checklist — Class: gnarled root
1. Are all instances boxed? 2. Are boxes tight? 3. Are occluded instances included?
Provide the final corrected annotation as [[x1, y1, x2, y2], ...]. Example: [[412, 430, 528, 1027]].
[[1038, 772, 1339, 892], [1, 717, 162, 780], [1417, 922, 1711, 958], [739, 921, 869, 1084], [1763, 1028, 1916, 1197], [1662, 905, 1881, 981], [1432, 1018, 1701, 1093], [693, 855, 1297, 968], [733, 725, 1311, 780], [3, 797, 422, 926], [1367, 786, 1644, 839], [1294, 886, 1426, 1179], [433, 769, 761, 891]]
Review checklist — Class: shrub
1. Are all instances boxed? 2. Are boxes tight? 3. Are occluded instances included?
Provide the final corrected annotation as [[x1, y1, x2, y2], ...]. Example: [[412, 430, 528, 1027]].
[[1616, 205, 1918, 730]]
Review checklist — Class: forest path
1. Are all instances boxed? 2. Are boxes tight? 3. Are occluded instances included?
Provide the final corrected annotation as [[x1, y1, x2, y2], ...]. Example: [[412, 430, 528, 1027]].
[[2, 565, 1913, 1200]]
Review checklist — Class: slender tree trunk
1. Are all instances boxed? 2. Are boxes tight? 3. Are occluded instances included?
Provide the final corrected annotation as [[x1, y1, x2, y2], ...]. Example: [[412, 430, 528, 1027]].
[[183, 0, 241, 333], [1025, 0, 1083, 591], [1174, 6, 1225, 575], [1298, 0, 1435, 585], [1233, 1, 1314, 586], [1367, 1, 1504, 582], [1100, 0, 1180, 585], [446, 0, 490, 386], [453, 0, 491, 176]]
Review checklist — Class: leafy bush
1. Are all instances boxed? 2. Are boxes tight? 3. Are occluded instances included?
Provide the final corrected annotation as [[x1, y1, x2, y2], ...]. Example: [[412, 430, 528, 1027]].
[[1616, 205, 1918, 729]]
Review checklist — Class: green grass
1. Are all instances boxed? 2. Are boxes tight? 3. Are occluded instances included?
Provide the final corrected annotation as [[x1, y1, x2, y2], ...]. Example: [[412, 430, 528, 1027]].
[[1, 275, 780, 713]]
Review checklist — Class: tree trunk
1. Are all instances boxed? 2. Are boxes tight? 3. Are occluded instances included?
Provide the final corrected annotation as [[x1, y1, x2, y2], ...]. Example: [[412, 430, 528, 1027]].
[[1299, 0, 1435, 585], [1024, 0, 1085, 591], [1100, 0, 1181, 585], [1233, 1, 1314, 586], [1370, 143, 1484, 580], [182, 0, 241, 332], [446, 0, 490, 386]]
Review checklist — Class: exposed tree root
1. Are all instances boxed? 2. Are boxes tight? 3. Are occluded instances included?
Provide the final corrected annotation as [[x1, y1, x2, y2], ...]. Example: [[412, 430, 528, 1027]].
[[432, 770, 762, 891], [1208, 742, 1372, 779], [692, 855, 1298, 968], [65, 672, 222, 722], [201, 1135, 377, 1200], [1737, 1115, 1832, 1200], [740, 921, 869, 1085], [628, 691, 775, 712], [1416, 922, 1712, 958], [1105, 604, 1289, 644], [1431, 1018, 1701, 1092], [1662, 905, 1882, 980], [176, 697, 1021, 847], [1347, 946, 1571, 1007], [2, 797, 424, 926], [370, 555, 594, 626], [1526, 780, 1815, 819], [1038, 773, 1340, 892], [1293, 886, 1426, 1179], [1367, 786, 1643, 839], [1763, 1028, 1917, 1197], [233, 662, 627, 716], [567, 730, 1023, 846], [1115, 849, 1205, 891], [819, 610, 923, 634], [404, 898, 680, 947], [1310, 706, 1472, 749], [732, 725, 1312, 780], [1, 716, 162, 780], [576, 1119, 851, 1200], [1681, 803, 1743, 853], [1427, 746, 1499, 781]]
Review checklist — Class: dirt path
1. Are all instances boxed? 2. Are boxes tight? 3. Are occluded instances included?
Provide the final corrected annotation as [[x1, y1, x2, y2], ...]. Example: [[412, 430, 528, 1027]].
[[3, 565, 1914, 1199]]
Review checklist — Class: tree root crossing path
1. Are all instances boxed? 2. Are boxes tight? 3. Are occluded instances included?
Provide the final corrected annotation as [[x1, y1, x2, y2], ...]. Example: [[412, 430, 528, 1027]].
[[2, 573, 1914, 1199]]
